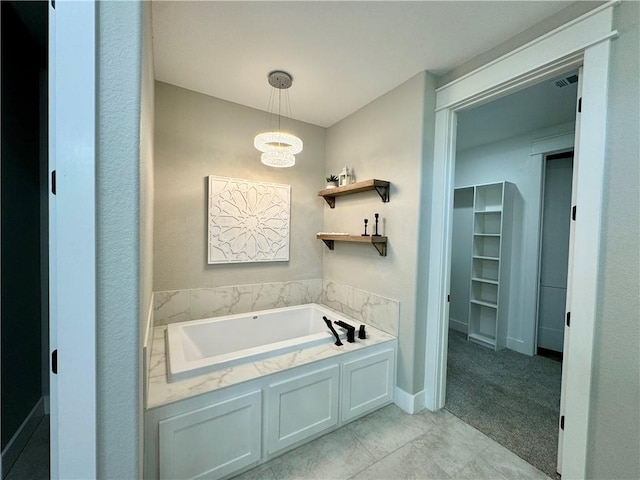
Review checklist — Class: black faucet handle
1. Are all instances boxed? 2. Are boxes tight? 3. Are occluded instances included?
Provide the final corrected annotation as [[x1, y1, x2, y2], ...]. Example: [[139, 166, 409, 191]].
[[358, 325, 366, 339], [334, 320, 356, 343], [323, 316, 343, 346]]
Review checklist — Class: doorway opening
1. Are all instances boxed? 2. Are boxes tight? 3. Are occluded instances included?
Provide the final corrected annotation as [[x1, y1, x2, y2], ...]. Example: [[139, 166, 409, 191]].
[[444, 73, 578, 479], [537, 150, 574, 363], [1, 2, 50, 479]]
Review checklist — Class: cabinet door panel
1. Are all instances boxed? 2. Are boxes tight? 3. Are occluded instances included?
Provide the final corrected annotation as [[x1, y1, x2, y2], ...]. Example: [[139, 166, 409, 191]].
[[267, 365, 339, 454], [341, 349, 394, 422], [159, 390, 261, 480]]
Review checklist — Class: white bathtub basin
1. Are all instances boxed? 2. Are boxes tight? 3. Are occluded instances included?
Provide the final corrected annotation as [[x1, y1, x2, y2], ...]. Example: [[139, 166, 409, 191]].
[[165, 303, 353, 382]]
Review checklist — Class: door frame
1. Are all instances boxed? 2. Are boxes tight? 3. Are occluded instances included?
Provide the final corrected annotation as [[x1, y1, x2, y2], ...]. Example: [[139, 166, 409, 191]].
[[533, 140, 576, 356], [423, 2, 617, 478], [49, 0, 97, 477]]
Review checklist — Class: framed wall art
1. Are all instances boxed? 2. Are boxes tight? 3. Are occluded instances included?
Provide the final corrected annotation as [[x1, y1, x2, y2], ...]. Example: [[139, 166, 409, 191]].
[[207, 176, 291, 264]]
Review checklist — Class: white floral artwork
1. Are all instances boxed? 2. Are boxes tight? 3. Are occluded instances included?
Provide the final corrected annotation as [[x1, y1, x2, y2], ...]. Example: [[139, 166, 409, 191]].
[[208, 176, 291, 264]]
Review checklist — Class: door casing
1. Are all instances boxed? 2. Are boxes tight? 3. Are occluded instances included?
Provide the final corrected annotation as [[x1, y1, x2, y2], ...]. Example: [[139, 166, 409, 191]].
[[424, 3, 617, 478], [49, 0, 97, 477]]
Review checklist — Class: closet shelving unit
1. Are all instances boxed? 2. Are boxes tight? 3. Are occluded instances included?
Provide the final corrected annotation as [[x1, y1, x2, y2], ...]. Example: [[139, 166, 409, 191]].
[[467, 181, 514, 350]]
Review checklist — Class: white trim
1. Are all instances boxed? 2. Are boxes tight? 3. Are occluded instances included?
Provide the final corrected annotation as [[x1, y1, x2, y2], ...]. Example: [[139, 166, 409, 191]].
[[440, 52, 585, 113], [561, 40, 610, 478], [506, 337, 529, 355], [1, 398, 45, 475], [425, 3, 617, 478], [144, 293, 154, 350], [394, 387, 425, 414], [144, 294, 155, 405], [448, 317, 468, 334], [425, 107, 457, 413], [530, 131, 575, 156], [530, 133, 576, 358], [49, 1, 97, 477]]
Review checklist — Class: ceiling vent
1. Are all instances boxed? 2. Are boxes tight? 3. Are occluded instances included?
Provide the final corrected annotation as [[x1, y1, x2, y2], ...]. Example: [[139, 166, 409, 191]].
[[552, 74, 579, 88]]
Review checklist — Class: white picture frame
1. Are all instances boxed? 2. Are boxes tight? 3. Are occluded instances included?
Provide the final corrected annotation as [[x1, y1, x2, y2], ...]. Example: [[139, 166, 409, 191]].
[[207, 176, 291, 264]]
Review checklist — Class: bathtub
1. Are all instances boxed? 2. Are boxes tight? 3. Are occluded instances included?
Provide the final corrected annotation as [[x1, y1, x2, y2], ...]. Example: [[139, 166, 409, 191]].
[[165, 303, 355, 383]]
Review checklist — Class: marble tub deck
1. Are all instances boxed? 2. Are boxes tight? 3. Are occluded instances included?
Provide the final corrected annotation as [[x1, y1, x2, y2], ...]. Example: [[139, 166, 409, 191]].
[[147, 316, 396, 409]]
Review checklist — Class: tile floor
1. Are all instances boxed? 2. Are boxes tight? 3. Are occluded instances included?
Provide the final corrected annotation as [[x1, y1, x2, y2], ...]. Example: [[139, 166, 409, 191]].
[[4, 406, 549, 479], [5, 415, 49, 480], [234, 405, 550, 480]]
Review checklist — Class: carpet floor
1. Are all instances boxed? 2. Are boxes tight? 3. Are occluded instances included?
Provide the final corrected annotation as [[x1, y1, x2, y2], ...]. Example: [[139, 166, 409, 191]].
[[445, 330, 562, 479]]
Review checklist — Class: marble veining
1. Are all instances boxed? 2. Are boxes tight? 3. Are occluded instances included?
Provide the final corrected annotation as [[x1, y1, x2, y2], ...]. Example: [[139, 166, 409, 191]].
[[190, 285, 253, 319], [152, 279, 397, 335], [147, 315, 396, 409], [251, 282, 301, 311], [154, 279, 324, 326], [154, 290, 190, 324], [301, 279, 323, 304], [323, 279, 399, 336]]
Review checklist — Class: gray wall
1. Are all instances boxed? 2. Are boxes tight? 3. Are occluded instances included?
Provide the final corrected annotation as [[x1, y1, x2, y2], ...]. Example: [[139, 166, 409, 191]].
[[153, 82, 325, 292], [587, 1, 640, 478], [324, 72, 437, 394], [97, 2, 143, 477]]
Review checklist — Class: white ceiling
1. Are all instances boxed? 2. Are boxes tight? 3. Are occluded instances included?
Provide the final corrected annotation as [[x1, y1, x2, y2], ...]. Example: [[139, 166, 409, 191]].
[[152, 1, 576, 128]]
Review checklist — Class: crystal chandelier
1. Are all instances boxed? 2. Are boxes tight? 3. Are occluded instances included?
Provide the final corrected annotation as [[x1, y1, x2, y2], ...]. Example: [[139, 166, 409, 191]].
[[254, 71, 303, 168]]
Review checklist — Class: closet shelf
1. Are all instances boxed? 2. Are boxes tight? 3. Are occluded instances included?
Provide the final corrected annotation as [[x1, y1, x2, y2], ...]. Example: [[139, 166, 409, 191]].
[[472, 277, 499, 285], [475, 208, 502, 213], [468, 333, 496, 348], [317, 234, 387, 256], [318, 179, 390, 208], [472, 255, 499, 261], [470, 299, 498, 309]]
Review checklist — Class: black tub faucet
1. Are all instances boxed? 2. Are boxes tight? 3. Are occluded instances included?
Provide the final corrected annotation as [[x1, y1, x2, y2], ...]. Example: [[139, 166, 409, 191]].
[[334, 320, 356, 343], [323, 316, 343, 346]]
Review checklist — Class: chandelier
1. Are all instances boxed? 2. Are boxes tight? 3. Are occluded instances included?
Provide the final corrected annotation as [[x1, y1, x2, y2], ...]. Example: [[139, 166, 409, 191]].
[[254, 71, 303, 168]]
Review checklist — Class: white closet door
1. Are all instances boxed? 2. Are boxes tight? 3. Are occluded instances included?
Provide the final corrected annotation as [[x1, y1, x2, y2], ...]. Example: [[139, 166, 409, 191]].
[[538, 156, 573, 352]]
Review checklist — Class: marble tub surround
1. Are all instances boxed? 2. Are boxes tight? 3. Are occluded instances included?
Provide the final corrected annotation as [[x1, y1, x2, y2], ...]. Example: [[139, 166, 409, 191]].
[[323, 279, 399, 336], [153, 279, 323, 326], [146, 317, 395, 409]]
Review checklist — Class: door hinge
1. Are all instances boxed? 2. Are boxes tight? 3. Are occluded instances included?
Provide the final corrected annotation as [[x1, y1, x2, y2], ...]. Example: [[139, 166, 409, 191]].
[[447, 294, 450, 303], [51, 170, 56, 195], [52, 349, 58, 374], [572, 205, 576, 221], [566, 312, 571, 327], [578, 97, 582, 113], [560, 415, 565, 430]]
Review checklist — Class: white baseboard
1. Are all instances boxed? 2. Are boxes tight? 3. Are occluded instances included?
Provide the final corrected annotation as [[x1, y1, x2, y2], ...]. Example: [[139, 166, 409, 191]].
[[507, 336, 531, 355], [394, 387, 425, 414], [448, 318, 468, 334], [1, 397, 45, 476]]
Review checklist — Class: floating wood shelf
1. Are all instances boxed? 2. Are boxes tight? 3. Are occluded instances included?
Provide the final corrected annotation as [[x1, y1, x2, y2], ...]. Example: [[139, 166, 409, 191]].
[[318, 179, 390, 208], [317, 234, 387, 256]]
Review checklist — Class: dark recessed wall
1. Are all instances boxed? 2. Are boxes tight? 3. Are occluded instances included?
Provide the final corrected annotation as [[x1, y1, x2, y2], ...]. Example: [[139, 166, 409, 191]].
[[1, 2, 47, 450]]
